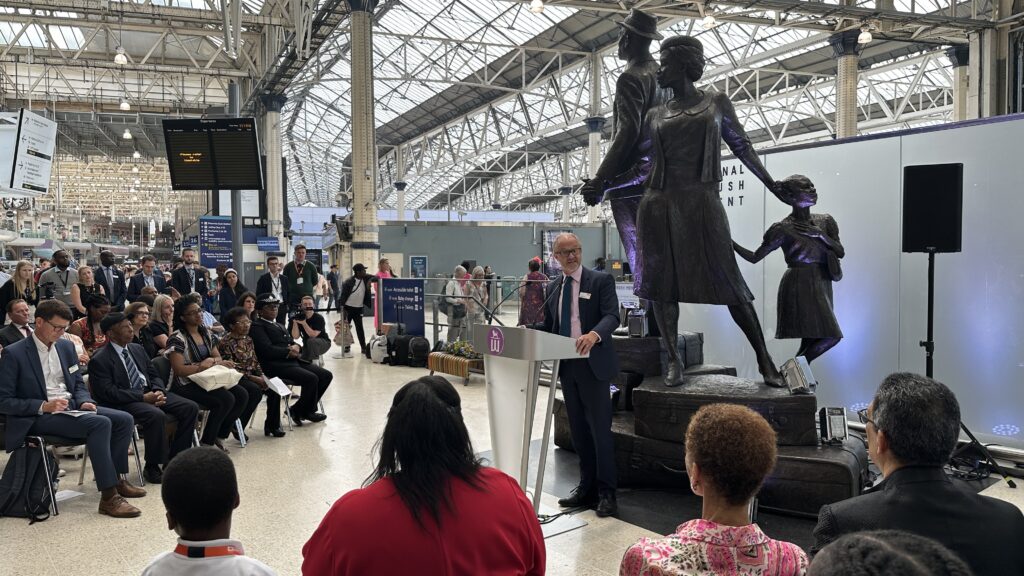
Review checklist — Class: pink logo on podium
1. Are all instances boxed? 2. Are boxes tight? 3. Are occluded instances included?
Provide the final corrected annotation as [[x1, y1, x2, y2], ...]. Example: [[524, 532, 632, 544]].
[[487, 327, 505, 355]]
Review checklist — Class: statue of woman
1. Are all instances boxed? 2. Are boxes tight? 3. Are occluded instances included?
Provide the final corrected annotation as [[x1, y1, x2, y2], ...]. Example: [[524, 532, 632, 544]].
[[734, 175, 844, 364], [636, 35, 790, 387]]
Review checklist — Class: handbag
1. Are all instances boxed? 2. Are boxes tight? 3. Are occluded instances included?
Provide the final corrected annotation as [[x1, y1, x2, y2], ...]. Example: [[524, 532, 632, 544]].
[[827, 252, 843, 282], [188, 364, 242, 391]]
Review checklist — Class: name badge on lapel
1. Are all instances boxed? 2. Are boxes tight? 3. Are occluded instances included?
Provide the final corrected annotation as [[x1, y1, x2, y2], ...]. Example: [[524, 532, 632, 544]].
[[580, 292, 592, 300], [69, 365, 79, 374]]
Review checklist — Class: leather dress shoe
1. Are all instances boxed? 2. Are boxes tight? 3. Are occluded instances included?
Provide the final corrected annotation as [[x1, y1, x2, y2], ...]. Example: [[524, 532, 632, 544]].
[[264, 426, 286, 438], [596, 490, 618, 518], [305, 411, 327, 423], [99, 495, 141, 518], [557, 487, 598, 508], [143, 466, 163, 484], [116, 479, 146, 499]]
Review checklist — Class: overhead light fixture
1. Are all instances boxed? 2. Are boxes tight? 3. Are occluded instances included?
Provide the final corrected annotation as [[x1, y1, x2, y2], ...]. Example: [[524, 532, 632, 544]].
[[132, 166, 139, 173], [133, 178, 140, 185], [119, 98, 130, 111], [122, 129, 132, 140], [857, 25, 873, 44], [701, 14, 717, 30], [132, 150, 141, 159], [529, 0, 544, 14], [114, 46, 128, 66]]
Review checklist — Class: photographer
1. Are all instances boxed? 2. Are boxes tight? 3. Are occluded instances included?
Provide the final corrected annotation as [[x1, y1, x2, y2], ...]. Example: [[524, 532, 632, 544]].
[[289, 295, 331, 363]]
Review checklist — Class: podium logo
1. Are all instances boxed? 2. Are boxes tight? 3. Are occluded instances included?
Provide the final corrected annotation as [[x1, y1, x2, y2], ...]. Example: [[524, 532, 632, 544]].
[[487, 327, 505, 355]]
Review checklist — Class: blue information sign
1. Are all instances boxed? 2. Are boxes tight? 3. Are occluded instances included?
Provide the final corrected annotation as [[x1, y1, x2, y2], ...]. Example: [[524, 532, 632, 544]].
[[409, 255, 428, 278], [199, 216, 233, 269], [380, 279, 425, 337], [256, 236, 280, 252]]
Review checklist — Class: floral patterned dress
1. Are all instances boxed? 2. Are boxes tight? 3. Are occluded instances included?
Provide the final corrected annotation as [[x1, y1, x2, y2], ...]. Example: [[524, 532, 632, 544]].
[[619, 519, 807, 576], [72, 317, 107, 356]]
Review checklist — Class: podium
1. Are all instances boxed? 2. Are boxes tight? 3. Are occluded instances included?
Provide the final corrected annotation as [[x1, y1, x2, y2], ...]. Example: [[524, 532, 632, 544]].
[[473, 324, 586, 512]]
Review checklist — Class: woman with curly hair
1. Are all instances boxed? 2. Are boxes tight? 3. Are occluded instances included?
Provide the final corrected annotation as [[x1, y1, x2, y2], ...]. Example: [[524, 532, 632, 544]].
[[620, 403, 807, 575]]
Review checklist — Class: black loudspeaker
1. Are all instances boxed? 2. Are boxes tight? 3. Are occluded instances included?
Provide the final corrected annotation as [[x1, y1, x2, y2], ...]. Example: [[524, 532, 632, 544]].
[[902, 163, 964, 253]]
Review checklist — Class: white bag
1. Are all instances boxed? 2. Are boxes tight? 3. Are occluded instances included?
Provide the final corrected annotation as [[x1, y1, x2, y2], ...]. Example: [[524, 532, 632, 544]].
[[369, 335, 388, 364], [188, 364, 242, 392]]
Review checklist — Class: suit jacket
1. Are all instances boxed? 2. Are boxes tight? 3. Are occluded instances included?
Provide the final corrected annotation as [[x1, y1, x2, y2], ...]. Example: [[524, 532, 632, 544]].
[[88, 342, 166, 406], [0, 322, 31, 349], [812, 465, 1024, 575], [249, 317, 298, 373], [127, 273, 169, 303], [171, 266, 210, 297], [537, 267, 620, 382], [94, 265, 127, 310], [338, 275, 373, 309], [256, 272, 290, 304], [0, 337, 93, 451]]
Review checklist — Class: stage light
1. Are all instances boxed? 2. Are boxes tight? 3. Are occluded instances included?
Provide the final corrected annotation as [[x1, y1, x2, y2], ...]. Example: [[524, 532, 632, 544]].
[[122, 129, 132, 140], [119, 98, 130, 111], [114, 46, 128, 65], [701, 14, 717, 30], [529, 0, 544, 14], [857, 26, 873, 44]]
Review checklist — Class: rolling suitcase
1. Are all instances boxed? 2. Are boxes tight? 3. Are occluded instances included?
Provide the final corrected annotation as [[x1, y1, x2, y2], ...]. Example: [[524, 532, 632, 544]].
[[632, 374, 819, 446], [758, 437, 870, 517]]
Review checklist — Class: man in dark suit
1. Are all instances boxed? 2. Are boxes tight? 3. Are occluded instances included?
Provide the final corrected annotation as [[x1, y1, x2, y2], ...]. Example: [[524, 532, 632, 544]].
[[0, 298, 33, 349], [127, 255, 170, 303], [170, 248, 212, 299], [812, 372, 1024, 574], [255, 255, 289, 324], [535, 232, 620, 516], [249, 293, 331, 425], [338, 263, 373, 357], [94, 250, 127, 311], [88, 312, 199, 484], [0, 300, 145, 517]]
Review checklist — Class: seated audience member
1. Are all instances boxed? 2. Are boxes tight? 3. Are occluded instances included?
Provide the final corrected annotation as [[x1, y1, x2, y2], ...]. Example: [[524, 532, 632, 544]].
[[165, 297, 248, 453], [811, 372, 1024, 574], [89, 313, 199, 484], [71, 265, 105, 319], [60, 330, 90, 371], [126, 301, 159, 359], [0, 299, 34, 348], [149, 294, 175, 352], [250, 294, 331, 426], [302, 376, 544, 575], [289, 295, 331, 363], [621, 404, 807, 576], [0, 300, 145, 517], [128, 255, 169, 303], [809, 530, 974, 576], [237, 291, 257, 318], [69, 293, 112, 356], [218, 307, 284, 438], [142, 447, 277, 576], [218, 268, 247, 319]]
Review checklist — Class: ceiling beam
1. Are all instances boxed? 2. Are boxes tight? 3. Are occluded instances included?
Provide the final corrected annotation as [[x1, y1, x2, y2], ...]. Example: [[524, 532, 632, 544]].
[[0, 0, 288, 27]]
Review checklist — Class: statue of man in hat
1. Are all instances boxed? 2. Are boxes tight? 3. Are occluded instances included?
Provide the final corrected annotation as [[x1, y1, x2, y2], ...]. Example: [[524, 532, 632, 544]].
[[579, 8, 669, 298]]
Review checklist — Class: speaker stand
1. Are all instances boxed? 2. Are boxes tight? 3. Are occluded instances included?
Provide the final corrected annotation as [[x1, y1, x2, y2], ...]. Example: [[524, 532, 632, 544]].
[[921, 248, 1016, 488]]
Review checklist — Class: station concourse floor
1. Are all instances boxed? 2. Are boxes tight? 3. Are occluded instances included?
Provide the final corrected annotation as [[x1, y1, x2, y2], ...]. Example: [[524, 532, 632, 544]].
[[3, 310, 1023, 575], [0, 311, 658, 576]]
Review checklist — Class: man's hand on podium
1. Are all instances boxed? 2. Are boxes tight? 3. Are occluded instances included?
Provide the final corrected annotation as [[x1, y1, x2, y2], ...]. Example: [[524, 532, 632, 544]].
[[575, 331, 600, 355]]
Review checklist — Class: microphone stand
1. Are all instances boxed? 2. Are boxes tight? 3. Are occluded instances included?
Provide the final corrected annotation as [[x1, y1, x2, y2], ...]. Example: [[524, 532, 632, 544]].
[[487, 279, 529, 326]]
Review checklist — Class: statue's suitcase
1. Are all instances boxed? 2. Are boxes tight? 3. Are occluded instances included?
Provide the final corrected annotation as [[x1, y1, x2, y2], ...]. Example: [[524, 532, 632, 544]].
[[759, 437, 870, 517], [612, 336, 662, 376], [659, 331, 704, 369], [632, 374, 819, 446]]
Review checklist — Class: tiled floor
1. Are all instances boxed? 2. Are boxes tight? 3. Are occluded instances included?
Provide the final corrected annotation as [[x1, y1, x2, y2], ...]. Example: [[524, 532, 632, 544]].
[[0, 314, 658, 576]]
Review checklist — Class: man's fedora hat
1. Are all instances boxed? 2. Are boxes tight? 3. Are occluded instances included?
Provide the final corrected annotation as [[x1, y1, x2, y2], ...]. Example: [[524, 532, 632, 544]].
[[617, 9, 663, 41]]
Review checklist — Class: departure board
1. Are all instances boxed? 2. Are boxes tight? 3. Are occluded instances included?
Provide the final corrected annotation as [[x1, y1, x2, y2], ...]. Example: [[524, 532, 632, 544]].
[[162, 118, 264, 190]]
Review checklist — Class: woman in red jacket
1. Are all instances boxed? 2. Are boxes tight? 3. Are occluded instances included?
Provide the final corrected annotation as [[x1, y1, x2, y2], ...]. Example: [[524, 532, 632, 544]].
[[302, 376, 545, 576]]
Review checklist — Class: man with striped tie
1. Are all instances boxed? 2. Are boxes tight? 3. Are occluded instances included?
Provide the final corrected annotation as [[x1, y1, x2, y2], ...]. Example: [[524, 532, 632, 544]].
[[89, 312, 199, 484], [534, 232, 621, 517]]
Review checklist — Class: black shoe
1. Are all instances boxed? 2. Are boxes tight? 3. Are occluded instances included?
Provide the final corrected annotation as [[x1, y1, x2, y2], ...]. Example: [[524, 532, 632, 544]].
[[143, 466, 163, 484], [289, 409, 304, 427], [264, 426, 286, 438], [557, 486, 598, 508], [230, 428, 247, 443], [305, 411, 327, 423], [596, 490, 618, 517]]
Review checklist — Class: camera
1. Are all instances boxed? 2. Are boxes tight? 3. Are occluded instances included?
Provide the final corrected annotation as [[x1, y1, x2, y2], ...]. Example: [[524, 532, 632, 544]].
[[39, 281, 56, 301]]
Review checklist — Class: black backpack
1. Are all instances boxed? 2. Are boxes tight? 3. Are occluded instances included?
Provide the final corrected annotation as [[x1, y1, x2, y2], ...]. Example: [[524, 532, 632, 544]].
[[407, 337, 430, 368], [0, 444, 58, 523]]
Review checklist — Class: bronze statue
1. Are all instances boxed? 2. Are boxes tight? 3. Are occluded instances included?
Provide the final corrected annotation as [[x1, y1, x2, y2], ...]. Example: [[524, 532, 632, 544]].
[[734, 175, 844, 363], [580, 8, 669, 297], [636, 35, 790, 388]]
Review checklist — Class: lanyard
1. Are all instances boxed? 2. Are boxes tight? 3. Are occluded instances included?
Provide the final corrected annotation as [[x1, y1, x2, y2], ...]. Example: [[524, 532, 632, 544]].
[[56, 269, 70, 289], [173, 544, 243, 558]]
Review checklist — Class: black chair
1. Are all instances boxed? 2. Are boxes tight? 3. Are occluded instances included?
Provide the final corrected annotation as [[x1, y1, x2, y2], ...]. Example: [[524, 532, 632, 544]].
[[0, 413, 76, 516]]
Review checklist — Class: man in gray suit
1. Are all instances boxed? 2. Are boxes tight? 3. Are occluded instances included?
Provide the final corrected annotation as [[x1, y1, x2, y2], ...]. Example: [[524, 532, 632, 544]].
[[0, 300, 145, 518]]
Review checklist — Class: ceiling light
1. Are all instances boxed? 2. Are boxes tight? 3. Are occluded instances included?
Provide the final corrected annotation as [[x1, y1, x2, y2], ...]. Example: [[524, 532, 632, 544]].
[[132, 150, 141, 159], [529, 0, 544, 14], [701, 14, 717, 30], [122, 129, 132, 140], [114, 46, 128, 66], [857, 25, 873, 44], [119, 98, 130, 111], [132, 166, 139, 173], [133, 178, 140, 185]]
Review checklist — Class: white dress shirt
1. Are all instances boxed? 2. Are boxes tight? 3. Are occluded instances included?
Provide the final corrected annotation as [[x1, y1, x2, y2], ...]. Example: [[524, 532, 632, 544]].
[[33, 333, 70, 402], [110, 341, 147, 388]]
